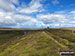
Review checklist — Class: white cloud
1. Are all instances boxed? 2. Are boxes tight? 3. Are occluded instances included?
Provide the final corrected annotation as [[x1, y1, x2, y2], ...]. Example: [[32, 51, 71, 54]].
[[37, 14, 68, 24], [70, 10, 75, 13], [37, 12, 75, 28], [0, 0, 74, 28], [10, 0, 19, 5], [54, 11, 66, 14], [17, 0, 44, 14], [66, 12, 75, 21], [0, 10, 47, 28], [14, 15, 38, 23], [0, 0, 46, 28], [0, 11, 16, 26], [52, 0, 59, 5], [54, 24, 60, 26], [0, 0, 17, 11]]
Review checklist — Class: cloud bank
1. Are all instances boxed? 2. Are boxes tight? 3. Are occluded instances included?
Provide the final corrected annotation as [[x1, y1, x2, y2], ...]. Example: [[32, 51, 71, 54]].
[[0, 0, 75, 28]]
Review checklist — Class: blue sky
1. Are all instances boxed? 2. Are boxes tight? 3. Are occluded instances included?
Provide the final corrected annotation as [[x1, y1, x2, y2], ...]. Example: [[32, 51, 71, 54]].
[[0, 0, 75, 29]]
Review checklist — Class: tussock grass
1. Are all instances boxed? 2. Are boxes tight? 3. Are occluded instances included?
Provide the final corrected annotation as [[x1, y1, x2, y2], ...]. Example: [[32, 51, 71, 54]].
[[47, 29, 75, 50], [0, 29, 75, 56]]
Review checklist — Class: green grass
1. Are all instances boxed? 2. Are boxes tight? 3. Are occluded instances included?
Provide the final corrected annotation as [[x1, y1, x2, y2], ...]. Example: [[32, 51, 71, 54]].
[[0, 29, 75, 56], [0, 30, 24, 53], [47, 29, 75, 50]]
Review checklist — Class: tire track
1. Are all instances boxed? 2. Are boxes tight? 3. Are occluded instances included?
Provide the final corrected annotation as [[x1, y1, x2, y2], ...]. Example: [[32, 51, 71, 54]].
[[45, 31, 68, 49]]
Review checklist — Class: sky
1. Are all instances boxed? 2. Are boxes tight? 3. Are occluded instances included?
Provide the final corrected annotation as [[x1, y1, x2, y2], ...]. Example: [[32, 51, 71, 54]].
[[0, 0, 75, 29]]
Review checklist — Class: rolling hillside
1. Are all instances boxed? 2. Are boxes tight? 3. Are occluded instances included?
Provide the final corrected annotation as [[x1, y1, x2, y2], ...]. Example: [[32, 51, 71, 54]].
[[0, 29, 75, 56]]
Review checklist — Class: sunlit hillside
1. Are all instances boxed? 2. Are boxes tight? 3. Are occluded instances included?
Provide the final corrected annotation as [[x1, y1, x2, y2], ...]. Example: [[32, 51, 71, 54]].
[[0, 28, 75, 56]]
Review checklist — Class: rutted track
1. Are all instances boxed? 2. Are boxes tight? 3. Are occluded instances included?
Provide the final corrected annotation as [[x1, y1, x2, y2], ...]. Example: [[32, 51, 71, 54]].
[[45, 31, 68, 49]]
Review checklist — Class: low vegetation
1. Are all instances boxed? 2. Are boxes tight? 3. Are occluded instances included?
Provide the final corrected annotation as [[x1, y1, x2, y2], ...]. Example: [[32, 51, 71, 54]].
[[46, 29, 75, 50], [0, 28, 75, 56]]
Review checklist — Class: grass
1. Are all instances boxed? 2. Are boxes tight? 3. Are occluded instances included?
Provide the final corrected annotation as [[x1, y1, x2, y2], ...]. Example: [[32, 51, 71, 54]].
[[0, 28, 75, 56], [46, 29, 75, 50]]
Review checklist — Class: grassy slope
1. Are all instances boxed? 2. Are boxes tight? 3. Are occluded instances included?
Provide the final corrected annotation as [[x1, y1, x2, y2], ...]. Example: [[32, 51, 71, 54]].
[[47, 29, 75, 50], [0, 31, 24, 53], [0, 31, 63, 56], [0, 29, 75, 56]]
